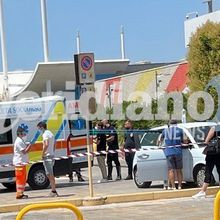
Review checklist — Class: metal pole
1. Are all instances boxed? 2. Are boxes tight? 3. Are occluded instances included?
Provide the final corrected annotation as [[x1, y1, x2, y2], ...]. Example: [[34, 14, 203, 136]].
[[76, 31, 80, 54], [214, 190, 220, 220], [108, 85, 112, 120], [120, 25, 125, 59], [208, 0, 213, 13], [40, 0, 49, 62], [155, 71, 158, 101], [0, 0, 9, 100], [86, 119, 93, 197]]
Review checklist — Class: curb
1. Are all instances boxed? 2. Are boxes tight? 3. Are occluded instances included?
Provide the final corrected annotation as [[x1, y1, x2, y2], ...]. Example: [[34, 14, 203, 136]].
[[0, 186, 219, 214], [82, 196, 106, 206], [0, 198, 82, 214]]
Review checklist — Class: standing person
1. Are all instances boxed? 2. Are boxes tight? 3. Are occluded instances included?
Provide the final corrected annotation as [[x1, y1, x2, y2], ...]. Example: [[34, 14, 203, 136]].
[[37, 121, 58, 197], [93, 122, 108, 183], [193, 126, 220, 198], [13, 126, 32, 199], [123, 120, 140, 180], [160, 120, 184, 190], [102, 119, 121, 181], [67, 133, 85, 183]]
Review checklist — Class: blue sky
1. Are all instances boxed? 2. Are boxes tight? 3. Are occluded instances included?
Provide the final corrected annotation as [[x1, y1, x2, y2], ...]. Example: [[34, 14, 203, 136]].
[[1, 0, 220, 71]]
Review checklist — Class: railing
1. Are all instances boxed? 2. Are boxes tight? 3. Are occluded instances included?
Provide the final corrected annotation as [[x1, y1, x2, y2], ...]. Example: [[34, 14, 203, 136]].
[[16, 202, 84, 220]]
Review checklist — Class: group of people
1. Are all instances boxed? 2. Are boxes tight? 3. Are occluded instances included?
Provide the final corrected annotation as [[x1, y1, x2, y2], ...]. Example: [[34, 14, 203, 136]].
[[14, 117, 219, 200], [94, 119, 140, 183], [13, 119, 141, 199], [13, 121, 58, 199], [159, 119, 220, 198]]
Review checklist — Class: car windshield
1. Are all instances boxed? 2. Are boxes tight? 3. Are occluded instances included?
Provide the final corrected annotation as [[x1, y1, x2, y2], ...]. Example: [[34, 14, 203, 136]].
[[186, 126, 212, 145], [141, 130, 162, 146]]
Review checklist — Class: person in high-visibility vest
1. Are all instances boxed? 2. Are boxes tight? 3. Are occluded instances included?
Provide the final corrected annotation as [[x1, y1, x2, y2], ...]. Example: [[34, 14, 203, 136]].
[[13, 126, 32, 199]]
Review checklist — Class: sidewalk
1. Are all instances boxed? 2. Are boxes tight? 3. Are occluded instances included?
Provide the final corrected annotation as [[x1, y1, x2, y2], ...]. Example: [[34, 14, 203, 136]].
[[0, 182, 219, 213], [0, 161, 219, 214]]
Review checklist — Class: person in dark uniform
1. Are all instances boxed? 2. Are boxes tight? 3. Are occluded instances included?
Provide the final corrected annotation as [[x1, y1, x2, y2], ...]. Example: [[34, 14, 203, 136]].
[[123, 120, 140, 180], [93, 122, 108, 183], [102, 119, 121, 181]]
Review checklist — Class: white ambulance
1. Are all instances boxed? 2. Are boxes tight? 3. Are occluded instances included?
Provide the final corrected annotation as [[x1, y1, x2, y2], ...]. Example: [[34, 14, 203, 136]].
[[0, 95, 92, 190]]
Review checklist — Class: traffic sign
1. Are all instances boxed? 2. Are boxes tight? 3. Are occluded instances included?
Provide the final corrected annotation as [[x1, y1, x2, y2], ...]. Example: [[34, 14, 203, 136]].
[[81, 56, 93, 71], [74, 53, 95, 84]]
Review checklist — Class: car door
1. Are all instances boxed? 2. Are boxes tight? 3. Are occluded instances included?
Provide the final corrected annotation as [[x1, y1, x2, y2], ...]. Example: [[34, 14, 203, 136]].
[[181, 128, 194, 181], [137, 149, 168, 182], [137, 130, 168, 182]]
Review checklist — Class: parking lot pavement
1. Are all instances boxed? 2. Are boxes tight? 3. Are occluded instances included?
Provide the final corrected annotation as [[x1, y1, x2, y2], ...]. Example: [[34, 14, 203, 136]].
[[0, 197, 215, 220], [0, 160, 165, 206], [0, 159, 219, 219]]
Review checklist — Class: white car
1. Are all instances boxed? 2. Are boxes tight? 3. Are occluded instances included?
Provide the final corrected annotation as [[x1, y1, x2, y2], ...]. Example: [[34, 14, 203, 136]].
[[133, 122, 219, 188]]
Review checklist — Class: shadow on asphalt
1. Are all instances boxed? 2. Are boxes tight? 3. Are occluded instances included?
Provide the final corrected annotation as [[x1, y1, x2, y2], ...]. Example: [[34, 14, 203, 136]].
[[0, 182, 88, 194]]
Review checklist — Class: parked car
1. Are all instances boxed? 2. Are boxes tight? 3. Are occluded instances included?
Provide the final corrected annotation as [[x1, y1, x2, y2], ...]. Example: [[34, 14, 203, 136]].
[[133, 122, 218, 188]]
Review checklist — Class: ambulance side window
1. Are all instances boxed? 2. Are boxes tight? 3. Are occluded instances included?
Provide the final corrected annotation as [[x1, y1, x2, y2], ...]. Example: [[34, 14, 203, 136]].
[[0, 119, 12, 144], [68, 118, 87, 137]]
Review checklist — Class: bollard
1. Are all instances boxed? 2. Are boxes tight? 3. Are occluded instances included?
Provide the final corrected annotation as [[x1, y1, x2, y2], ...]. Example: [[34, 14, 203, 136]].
[[214, 190, 220, 220]]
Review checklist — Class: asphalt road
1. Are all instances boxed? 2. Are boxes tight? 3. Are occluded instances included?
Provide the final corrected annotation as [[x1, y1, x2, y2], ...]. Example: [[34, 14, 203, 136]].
[[0, 159, 166, 199], [0, 159, 213, 220], [0, 197, 215, 220]]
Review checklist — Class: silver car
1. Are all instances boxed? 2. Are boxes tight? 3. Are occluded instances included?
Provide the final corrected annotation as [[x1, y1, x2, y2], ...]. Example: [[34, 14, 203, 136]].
[[133, 122, 218, 188]]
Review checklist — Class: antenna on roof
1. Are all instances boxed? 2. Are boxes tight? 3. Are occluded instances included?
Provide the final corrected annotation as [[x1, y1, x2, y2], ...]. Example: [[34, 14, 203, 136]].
[[76, 31, 81, 54], [203, 0, 213, 13], [120, 25, 126, 59]]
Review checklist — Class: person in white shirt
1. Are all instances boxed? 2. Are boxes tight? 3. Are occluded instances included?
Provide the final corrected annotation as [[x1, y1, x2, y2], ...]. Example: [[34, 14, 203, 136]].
[[13, 126, 31, 199], [37, 121, 58, 197]]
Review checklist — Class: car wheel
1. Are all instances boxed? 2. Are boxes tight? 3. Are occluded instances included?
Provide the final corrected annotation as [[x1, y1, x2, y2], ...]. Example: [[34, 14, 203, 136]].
[[28, 165, 50, 190], [133, 167, 152, 188], [193, 165, 215, 187], [2, 182, 16, 190]]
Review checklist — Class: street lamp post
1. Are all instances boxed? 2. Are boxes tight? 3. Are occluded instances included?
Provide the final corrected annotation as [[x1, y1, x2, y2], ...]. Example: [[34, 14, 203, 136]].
[[106, 84, 113, 120], [155, 71, 162, 102], [0, 0, 9, 100], [40, 0, 49, 62]]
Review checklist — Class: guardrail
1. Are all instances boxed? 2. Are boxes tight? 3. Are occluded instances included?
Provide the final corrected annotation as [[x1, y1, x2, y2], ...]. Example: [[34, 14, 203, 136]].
[[214, 190, 220, 220], [16, 202, 84, 220]]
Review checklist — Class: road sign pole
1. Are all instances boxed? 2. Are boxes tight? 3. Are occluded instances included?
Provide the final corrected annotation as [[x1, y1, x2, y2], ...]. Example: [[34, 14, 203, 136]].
[[86, 119, 93, 197], [74, 53, 95, 198]]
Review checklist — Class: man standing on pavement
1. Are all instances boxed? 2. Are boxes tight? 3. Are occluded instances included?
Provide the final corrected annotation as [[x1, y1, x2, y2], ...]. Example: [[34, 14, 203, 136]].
[[13, 126, 32, 199], [102, 119, 121, 181], [123, 120, 140, 180], [37, 121, 58, 197], [93, 122, 108, 183], [160, 119, 185, 190]]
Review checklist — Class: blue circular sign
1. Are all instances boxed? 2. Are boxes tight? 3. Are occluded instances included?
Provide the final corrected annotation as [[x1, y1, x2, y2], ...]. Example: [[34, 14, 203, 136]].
[[81, 56, 93, 71]]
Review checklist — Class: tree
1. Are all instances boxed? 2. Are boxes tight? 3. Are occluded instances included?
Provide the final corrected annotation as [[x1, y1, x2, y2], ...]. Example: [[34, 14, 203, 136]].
[[187, 21, 220, 119], [187, 21, 220, 92]]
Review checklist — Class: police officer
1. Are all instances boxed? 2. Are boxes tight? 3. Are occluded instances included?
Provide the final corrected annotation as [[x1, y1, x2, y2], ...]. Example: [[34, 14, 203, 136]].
[[102, 119, 121, 181], [123, 120, 140, 180]]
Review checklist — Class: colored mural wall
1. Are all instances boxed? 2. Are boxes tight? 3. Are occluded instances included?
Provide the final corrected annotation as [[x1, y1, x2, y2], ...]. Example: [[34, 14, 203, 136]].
[[95, 62, 188, 106]]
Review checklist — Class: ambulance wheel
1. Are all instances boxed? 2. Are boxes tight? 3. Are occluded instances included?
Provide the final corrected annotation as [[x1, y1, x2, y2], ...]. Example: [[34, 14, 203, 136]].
[[2, 182, 16, 190], [134, 166, 152, 188], [28, 165, 50, 190]]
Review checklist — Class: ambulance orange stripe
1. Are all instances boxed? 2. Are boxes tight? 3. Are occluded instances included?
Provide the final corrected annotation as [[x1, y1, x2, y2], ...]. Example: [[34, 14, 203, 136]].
[[0, 137, 92, 155], [0, 145, 13, 154]]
